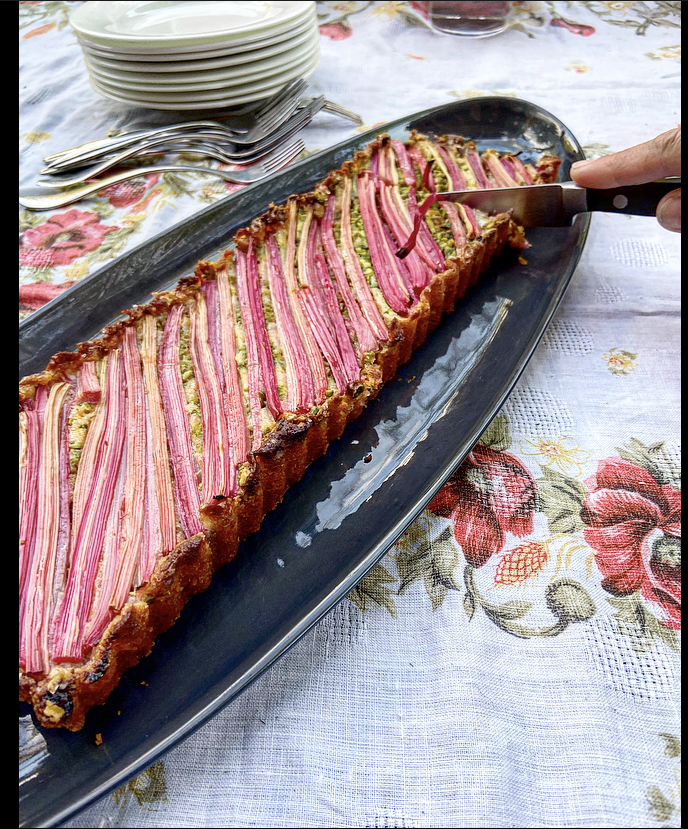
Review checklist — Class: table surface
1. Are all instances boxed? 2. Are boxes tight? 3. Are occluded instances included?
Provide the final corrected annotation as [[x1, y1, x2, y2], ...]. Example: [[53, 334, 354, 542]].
[[19, 3, 681, 828]]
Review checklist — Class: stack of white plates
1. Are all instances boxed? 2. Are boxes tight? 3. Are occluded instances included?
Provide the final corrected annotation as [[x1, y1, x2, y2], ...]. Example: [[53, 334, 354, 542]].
[[69, 1, 320, 111]]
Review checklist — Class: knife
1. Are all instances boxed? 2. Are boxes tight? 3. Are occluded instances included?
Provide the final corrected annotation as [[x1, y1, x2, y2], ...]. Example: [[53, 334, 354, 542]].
[[430, 178, 681, 228]]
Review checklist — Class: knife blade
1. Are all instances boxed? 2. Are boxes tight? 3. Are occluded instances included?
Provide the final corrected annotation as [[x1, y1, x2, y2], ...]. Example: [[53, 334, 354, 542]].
[[434, 178, 681, 227]]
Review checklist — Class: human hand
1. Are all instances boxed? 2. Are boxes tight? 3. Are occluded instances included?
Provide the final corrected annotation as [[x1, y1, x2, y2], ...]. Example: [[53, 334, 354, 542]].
[[570, 127, 681, 232]]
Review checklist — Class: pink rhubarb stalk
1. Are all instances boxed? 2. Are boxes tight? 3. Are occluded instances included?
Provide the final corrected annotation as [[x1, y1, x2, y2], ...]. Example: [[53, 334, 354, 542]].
[[158, 304, 203, 537], [287, 200, 329, 404], [235, 248, 268, 451], [436, 144, 466, 190], [506, 154, 534, 185], [356, 173, 411, 314], [438, 200, 468, 251], [216, 263, 250, 466], [107, 325, 147, 610], [51, 351, 126, 663], [189, 289, 236, 501], [76, 360, 101, 404], [376, 181, 429, 294], [21, 383, 71, 673], [19, 403, 40, 666], [408, 146, 435, 191], [265, 234, 315, 413], [482, 149, 518, 187], [339, 176, 389, 342], [245, 240, 282, 419], [81, 434, 126, 649], [385, 144, 443, 274], [298, 215, 352, 389], [297, 286, 348, 393], [139, 313, 177, 574], [314, 251, 360, 385], [320, 195, 377, 354], [466, 148, 493, 189], [391, 139, 417, 188]]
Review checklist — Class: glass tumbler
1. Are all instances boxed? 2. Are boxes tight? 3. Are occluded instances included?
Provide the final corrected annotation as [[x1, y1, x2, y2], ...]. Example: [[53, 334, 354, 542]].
[[429, 1, 514, 38]]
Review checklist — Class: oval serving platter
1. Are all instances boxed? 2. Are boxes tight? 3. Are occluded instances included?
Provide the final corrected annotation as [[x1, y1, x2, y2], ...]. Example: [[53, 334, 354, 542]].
[[19, 96, 589, 829]]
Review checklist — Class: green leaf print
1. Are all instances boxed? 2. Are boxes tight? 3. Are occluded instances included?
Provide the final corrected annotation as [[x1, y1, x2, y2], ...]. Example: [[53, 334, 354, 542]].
[[536, 466, 587, 535], [616, 438, 681, 490], [348, 563, 398, 618], [479, 413, 512, 451]]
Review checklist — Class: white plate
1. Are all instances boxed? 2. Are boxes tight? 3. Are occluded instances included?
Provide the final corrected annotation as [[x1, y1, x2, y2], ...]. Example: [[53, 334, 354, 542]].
[[71, 1, 315, 51], [89, 49, 320, 102], [85, 35, 320, 92], [81, 21, 316, 73], [88, 51, 320, 110], [75, 11, 316, 62]]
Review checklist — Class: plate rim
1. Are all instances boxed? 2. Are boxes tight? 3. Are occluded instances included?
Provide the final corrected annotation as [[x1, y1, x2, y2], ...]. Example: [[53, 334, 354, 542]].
[[70, 0, 315, 50], [86, 52, 321, 108], [84, 36, 321, 92], [81, 24, 317, 75]]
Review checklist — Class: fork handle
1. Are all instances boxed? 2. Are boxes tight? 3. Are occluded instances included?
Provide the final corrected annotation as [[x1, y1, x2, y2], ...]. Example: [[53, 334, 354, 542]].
[[19, 165, 252, 211]]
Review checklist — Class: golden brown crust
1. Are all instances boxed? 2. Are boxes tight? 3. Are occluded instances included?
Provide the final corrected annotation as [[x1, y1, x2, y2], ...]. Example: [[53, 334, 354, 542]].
[[19, 131, 521, 730]]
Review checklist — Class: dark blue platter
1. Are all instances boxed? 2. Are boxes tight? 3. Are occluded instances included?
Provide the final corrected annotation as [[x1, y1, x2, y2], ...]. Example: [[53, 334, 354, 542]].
[[19, 96, 589, 828]]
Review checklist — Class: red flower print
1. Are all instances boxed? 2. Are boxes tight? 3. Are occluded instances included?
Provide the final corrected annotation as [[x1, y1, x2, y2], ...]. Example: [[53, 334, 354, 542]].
[[100, 172, 160, 208], [19, 209, 118, 269], [319, 21, 352, 40], [428, 444, 537, 567], [19, 281, 75, 311], [581, 458, 681, 629], [408, 1, 430, 19], [550, 17, 595, 36]]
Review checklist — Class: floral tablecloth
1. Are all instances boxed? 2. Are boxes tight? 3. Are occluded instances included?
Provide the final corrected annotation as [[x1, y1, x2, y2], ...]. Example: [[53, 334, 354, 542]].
[[19, 2, 681, 827]]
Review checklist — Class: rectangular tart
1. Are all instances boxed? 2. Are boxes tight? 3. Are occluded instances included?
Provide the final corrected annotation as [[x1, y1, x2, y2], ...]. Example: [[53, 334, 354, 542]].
[[19, 131, 561, 730]]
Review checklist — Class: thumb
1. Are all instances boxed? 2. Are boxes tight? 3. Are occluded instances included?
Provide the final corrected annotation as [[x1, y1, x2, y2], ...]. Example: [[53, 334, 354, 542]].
[[656, 188, 681, 233]]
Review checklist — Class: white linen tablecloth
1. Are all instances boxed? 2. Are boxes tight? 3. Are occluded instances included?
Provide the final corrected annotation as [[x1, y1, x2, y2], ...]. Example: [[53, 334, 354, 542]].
[[19, 2, 680, 827]]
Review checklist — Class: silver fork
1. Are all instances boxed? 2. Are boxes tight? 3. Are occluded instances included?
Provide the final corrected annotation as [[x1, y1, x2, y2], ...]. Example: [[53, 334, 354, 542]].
[[37, 96, 324, 187], [41, 79, 308, 169], [20, 139, 305, 211]]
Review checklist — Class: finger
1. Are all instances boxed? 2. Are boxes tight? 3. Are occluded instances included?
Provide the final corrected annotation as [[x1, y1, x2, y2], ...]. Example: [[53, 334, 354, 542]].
[[656, 188, 681, 233], [571, 127, 681, 188]]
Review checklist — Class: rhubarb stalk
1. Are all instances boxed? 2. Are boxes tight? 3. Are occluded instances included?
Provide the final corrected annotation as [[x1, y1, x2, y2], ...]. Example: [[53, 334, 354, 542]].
[[356, 173, 411, 314], [246, 240, 282, 418], [320, 196, 378, 354], [158, 304, 203, 537], [216, 263, 250, 466], [19, 404, 39, 666], [108, 325, 148, 614], [286, 201, 328, 404], [235, 248, 268, 451], [189, 289, 236, 501], [139, 313, 177, 573], [21, 383, 70, 672], [482, 149, 518, 187], [76, 361, 101, 404], [338, 175, 389, 342], [51, 352, 126, 663], [265, 234, 315, 412]]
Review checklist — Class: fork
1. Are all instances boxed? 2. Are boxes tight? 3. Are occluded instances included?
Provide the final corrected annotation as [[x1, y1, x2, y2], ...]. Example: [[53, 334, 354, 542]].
[[41, 79, 308, 170], [20, 139, 305, 211], [40, 93, 322, 179], [37, 97, 324, 188]]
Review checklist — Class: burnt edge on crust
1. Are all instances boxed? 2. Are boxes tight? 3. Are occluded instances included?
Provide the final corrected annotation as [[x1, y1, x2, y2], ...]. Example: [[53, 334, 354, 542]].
[[19, 132, 553, 731]]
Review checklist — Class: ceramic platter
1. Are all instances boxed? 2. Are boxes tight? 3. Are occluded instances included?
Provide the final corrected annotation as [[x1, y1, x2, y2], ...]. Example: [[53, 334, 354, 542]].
[[20, 96, 589, 828]]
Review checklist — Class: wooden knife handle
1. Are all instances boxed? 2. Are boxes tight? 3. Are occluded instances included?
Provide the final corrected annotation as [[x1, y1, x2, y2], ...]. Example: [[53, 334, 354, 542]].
[[586, 179, 681, 217]]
